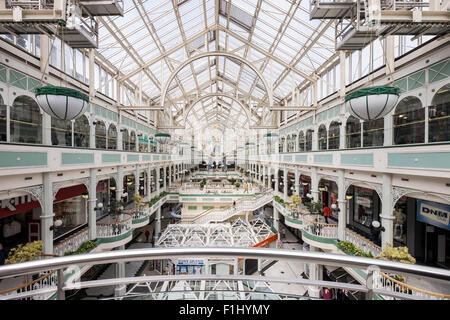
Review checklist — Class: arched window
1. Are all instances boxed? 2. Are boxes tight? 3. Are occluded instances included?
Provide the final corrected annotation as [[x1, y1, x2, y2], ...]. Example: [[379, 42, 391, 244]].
[[346, 116, 361, 148], [291, 134, 297, 152], [318, 124, 327, 150], [74, 115, 89, 148], [363, 118, 384, 147], [139, 134, 148, 152], [95, 121, 107, 149], [305, 129, 313, 151], [130, 131, 136, 151], [286, 135, 292, 152], [298, 131, 305, 151], [429, 84, 450, 142], [279, 137, 285, 153], [0, 95, 6, 142], [328, 121, 341, 150], [10, 95, 42, 144], [51, 118, 72, 146], [139, 171, 147, 196], [393, 96, 424, 145], [107, 124, 117, 150], [122, 128, 129, 150], [149, 135, 156, 153]]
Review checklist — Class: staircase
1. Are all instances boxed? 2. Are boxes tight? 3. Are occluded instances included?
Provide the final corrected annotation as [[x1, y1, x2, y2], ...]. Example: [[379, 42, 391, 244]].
[[183, 190, 273, 224]]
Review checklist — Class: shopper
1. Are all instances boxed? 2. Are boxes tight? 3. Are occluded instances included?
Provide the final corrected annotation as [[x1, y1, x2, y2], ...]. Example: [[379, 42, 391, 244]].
[[370, 220, 385, 246], [323, 205, 332, 224], [244, 182, 249, 193], [145, 229, 150, 243]]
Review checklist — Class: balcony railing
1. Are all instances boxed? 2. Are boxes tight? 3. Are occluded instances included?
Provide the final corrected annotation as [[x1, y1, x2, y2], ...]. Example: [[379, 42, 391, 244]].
[[302, 214, 339, 239], [96, 214, 132, 239], [344, 228, 382, 257], [53, 227, 90, 257]]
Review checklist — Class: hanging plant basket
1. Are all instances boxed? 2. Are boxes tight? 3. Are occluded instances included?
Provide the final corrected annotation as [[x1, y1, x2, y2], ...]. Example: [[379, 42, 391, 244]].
[[35, 86, 89, 121], [155, 133, 171, 144], [345, 86, 400, 121]]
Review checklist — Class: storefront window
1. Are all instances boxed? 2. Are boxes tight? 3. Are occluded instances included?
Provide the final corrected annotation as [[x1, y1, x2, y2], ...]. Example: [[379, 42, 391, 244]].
[[51, 118, 72, 146], [95, 121, 106, 149], [363, 118, 384, 147], [122, 128, 129, 150], [291, 134, 297, 152], [429, 83, 450, 142], [107, 124, 117, 150], [96, 180, 110, 220], [279, 137, 285, 153], [139, 135, 148, 152], [393, 96, 424, 145], [10, 96, 42, 144], [298, 131, 305, 151], [53, 196, 87, 239], [346, 116, 361, 148], [353, 186, 376, 228], [393, 196, 408, 245], [328, 121, 340, 150], [130, 131, 136, 151], [318, 124, 327, 150], [305, 129, 313, 151], [139, 172, 147, 196], [0, 95, 6, 142], [123, 175, 135, 204], [74, 115, 89, 148]]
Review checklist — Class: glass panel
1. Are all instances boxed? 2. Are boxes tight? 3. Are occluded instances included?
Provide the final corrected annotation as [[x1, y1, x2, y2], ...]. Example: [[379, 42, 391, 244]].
[[95, 121, 107, 149], [10, 96, 42, 144], [393, 96, 424, 144], [64, 44, 74, 76], [108, 124, 117, 150], [0, 95, 5, 141], [305, 130, 313, 151], [363, 118, 384, 147], [353, 186, 375, 228], [122, 129, 129, 151], [429, 84, 450, 142], [50, 38, 62, 69], [130, 131, 136, 151], [51, 118, 72, 146], [328, 122, 340, 150], [318, 125, 327, 150], [75, 50, 84, 82], [74, 115, 89, 148], [298, 131, 305, 151], [346, 116, 361, 148], [53, 195, 87, 239]]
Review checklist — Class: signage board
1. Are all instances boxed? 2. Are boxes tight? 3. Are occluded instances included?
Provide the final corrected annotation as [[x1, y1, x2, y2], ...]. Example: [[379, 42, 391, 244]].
[[417, 200, 450, 231]]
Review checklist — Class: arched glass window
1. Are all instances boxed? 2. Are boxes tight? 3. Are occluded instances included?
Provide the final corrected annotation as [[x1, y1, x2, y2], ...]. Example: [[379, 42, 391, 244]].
[[130, 131, 136, 151], [393, 96, 424, 145], [122, 128, 129, 150], [318, 124, 327, 150], [74, 115, 89, 148], [305, 129, 313, 151], [286, 135, 292, 152], [139, 135, 148, 152], [363, 118, 384, 147], [298, 131, 305, 151], [95, 121, 107, 149], [10, 95, 42, 144], [279, 137, 285, 153], [0, 95, 6, 141], [139, 171, 147, 196], [346, 116, 361, 148], [291, 134, 297, 152], [328, 121, 340, 150], [429, 84, 450, 142], [51, 118, 72, 146], [107, 124, 117, 150], [149, 135, 156, 153]]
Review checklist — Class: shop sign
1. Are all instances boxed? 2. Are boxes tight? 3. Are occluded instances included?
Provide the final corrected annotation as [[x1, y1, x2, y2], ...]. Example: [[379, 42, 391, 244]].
[[355, 196, 371, 207], [175, 259, 205, 265], [417, 200, 450, 231]]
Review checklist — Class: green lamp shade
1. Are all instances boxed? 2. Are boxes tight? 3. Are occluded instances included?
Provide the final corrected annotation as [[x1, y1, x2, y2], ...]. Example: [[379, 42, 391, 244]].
[[345, 86, 400, 121], [35, 86, 89, 121], [155, 133, 171, 144]]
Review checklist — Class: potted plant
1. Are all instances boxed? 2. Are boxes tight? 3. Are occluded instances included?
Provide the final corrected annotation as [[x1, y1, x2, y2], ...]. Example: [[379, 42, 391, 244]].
[[376, 244, 416, 285], [235, 182, 241, 188], [110, 199, 126, 220], [305, 201, 323, 221], [290, 194, 302, 217], [5, 240, 43, 264]]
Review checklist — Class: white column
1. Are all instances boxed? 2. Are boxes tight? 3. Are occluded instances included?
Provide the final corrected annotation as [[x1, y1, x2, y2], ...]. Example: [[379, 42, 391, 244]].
[[114, 245, 126, 297], [41, 172, 54, 255], [380, 173, 394, 248], [146, 166, 152, 197], [311, 167, 319, 202], [117, 126, 123, 151], [312, 126, 318, 151], [307, 245, 322, 298], [274, 168, 279, 193], [273, 204, 280, 244], [283, 168, 288, 200], [168, 165, 172, 186], [155, 207, 161, 243], [156, 167, 160, 194], [90, 118, 96, 149], [135, 166, 140, 198], [337, 169, 346, 240], [295, 168, 300, 196], [163, 166, 167, 190], [262, 165, 266, 188], [88, 168, 97, 240], [42, 113, 51, 145], [339, 121, 346, 149]]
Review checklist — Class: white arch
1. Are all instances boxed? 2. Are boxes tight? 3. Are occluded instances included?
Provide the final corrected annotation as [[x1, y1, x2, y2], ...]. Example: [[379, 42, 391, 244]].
[[161, 51, 274, 109]]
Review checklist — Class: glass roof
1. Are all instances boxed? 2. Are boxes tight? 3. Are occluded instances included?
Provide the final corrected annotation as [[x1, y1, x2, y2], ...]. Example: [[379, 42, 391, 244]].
[[97, 0, 337, 130]]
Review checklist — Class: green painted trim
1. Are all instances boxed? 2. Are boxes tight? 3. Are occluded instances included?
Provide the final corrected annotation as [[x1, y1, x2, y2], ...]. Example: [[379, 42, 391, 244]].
[[102, 153, 121, 163], [142, 155, 151, 161], [178, 194, 256, 197], [314, 154, 332, 164], [295, 154, 308, 162], [35, 86, 89, 102], [345, 86, 400, 101], [132, 216, 150, 224], [0, 151, 47, 167], [388, 152, 450, 169], [283, 155, 292, 162], [285, 216, 302, 225], [181, 198, 197, 201], [202, 198, 214, 201], [61, 153, 94, 165], [153, 155, 160, 161], [188, 206, 197, 210], [341, 153, 373, 166], [96, 229, 133, 244], [302, 231, 339, 244], [127, 154, 139, 162], [203, 206, 214, 210]]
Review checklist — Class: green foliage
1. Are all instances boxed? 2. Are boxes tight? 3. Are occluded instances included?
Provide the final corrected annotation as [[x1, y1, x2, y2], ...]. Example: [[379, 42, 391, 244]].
[[274, 195, 285, 207], [290, 194, 302, 207], [64, 241, 96, 256], [376, 243, 416, 264], [5, 240, 43, 264], [305, 201, 323, 214], [235, 182, 241, 188], [338, 241, 374, 258], [199, 181, 206, 189], [134, 193, 144, 209], [146, 192, 168, 207], [229, 178, 236, 185]]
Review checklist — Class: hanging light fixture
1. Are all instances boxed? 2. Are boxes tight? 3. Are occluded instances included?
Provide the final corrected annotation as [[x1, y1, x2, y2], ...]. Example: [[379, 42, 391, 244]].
[[344, 86, 400, 121], [155, 133, 171, 144], [35, 86, 89, 121], [264, 132, 278, 142], [81, 192, 89, 199]]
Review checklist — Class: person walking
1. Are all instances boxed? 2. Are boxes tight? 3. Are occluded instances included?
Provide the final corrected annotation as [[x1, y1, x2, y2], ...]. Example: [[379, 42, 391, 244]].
[[323, 204, 332, 224], [145, 229, 150, 243], [222, 153, 227, 172], [244, 182, 249, 193]]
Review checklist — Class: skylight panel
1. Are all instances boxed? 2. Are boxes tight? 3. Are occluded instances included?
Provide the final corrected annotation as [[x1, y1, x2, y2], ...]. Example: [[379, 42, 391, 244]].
[[219, 0, 253, 32]]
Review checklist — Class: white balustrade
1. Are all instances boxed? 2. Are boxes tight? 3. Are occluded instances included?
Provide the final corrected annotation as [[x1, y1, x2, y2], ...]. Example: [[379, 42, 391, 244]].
[[53, 227, 89, 257], [301, 214, 338, 239], [344, 228, 382, 257], [96, 214, 133, 239]]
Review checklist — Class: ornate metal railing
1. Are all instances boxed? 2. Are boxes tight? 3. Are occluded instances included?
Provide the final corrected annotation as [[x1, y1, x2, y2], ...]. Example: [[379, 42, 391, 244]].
[[53, 228, 89, 257], [302, 214, 339, 239], [96, 214, 132, 239]]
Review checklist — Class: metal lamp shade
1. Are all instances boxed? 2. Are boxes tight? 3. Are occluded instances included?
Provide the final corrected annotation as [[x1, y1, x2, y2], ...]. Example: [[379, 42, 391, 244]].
[[35, 86, 89, 121], [155, 133, 171, 144], [345, 86, 400, 121], [264, 132, 278, 142]]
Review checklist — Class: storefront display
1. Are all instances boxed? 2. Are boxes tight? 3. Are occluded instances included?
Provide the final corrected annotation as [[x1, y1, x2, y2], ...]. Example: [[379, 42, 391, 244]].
[[353, 186, 375, 228], [393, 196, 408, 245], [53, 196, 87, 239]]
